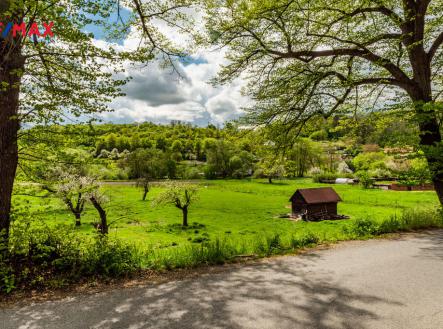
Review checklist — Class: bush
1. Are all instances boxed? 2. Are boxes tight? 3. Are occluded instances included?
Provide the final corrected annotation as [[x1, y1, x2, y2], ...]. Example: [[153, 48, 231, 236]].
[[398, 209, 443, 230], [312, 172, 337, 182], [82, 237, 144, 277], [353, 152, 387, 171], [149, 238, 238, 269], [289, 232, 320, 249], [310, 130, 328, 141], [1, 221, 144, 294], [345, 210, 443, 238], [370, 168, 392, 179], [356, 171, 374, 189], [397, 158, 432, 186], [254, 235, 280, 256], [346, 218, 379, 237], [265, 234, 283, 255], [182, 166, 202, 179]]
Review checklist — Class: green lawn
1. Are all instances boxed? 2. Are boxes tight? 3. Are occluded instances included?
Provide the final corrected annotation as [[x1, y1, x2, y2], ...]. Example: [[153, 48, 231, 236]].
[[16, 179, 440, 249]]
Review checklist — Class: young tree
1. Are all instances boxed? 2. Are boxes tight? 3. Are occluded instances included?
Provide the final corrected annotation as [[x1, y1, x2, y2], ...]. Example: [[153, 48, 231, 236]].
[[88, 190, 109, 235], [56, 174, 97, 227], [125, 149, 166, 201], [259, 157, 286, 184], [54, 170, 109, 232], [154, 182, 199, 227], [203, 0, 443, 205]]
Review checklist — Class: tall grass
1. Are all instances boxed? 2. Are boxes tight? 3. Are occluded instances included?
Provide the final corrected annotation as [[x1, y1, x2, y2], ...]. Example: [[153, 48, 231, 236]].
[[146, 231, 321, 271], [345, 209, 443, 238]]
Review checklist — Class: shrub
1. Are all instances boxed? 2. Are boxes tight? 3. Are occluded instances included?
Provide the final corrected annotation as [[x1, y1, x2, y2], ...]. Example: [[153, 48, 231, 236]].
[[1, 221, 144, 294], [345, 218, 378, 237], [377, 216, 403, 234], [299, 231, 320, 245], [82, 237, 144, 277], [370, 168, 392, 179], [337, 162, 353, 174], [345, 210, 443, 238], [289, 232, 320, 249], [355, 171, 374, 189], [182, 166, 202, 179], [312, 172, 337, 182], [310, 130, 328, 141], [149, 238, 238, 269], [397, 158, 432, 186], [265, 234, 283, 254], [353, 152, 387, 171]]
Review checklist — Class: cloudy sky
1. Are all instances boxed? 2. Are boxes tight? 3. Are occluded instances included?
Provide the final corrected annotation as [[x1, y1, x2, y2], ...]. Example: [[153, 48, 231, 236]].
[[86, 7, 249, 127]]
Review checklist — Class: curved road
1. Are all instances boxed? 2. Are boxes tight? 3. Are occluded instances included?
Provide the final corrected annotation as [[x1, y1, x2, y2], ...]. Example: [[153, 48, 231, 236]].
[[2, 231, 443, 329]]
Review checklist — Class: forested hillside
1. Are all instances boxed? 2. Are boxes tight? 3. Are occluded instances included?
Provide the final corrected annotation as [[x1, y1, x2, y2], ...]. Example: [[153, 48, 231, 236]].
[[18, 110, 432, 186]]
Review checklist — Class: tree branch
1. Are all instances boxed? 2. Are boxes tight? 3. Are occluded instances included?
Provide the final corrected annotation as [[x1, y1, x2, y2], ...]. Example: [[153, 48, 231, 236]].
[[429, 31, 443, 61], [268, 47, 411, 86], [326, 5, 403, 27]]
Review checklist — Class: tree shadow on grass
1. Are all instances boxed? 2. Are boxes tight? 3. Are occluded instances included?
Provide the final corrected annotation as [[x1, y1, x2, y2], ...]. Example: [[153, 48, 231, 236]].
[[2, 254, 402, 329]]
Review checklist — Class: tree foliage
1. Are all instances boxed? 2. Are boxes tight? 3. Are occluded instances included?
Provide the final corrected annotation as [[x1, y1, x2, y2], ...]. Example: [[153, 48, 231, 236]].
[[202, 0, 443, 204], [154, 182, 199, 226]]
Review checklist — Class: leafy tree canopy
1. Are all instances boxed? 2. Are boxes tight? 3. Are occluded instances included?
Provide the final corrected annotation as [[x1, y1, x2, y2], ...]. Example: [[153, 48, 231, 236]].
[[200, 0, 443, 203]]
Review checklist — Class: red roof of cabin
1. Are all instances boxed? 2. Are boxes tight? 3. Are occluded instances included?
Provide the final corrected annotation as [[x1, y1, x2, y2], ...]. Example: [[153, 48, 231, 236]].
[[289, 187, 342, 204]]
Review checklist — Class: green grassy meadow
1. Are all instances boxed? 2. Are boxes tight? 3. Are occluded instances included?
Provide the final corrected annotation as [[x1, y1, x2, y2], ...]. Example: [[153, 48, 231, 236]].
[[16, 179, 440, 250]]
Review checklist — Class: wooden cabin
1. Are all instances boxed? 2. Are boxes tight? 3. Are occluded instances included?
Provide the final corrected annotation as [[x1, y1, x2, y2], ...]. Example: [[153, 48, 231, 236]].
[[289, 187, 342, 221]]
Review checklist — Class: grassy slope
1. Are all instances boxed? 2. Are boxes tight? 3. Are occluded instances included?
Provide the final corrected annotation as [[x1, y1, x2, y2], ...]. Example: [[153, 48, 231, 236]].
[[17, 179, 439, 250]]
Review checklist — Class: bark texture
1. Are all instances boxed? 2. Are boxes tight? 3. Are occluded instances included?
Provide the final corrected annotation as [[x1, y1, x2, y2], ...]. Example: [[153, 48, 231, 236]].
[[0, 36, 24, 240], [182, 206, 188, 227], [90, 196, 108, 235]]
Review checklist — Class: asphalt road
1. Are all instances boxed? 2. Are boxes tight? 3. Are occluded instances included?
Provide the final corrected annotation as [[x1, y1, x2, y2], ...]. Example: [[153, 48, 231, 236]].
[[2, 231, 443, 329]]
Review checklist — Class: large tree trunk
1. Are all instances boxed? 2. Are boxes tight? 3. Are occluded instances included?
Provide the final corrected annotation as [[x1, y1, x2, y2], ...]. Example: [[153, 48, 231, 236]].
[[412, 94, 443, 205], [407, 32, 443, 205], [416, 108, 443, 205], [0, 37, 24, 242]]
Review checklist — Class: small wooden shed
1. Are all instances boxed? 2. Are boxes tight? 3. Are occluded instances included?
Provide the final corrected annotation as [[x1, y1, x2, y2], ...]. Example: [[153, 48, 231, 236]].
[[289, 187, 342, 221]]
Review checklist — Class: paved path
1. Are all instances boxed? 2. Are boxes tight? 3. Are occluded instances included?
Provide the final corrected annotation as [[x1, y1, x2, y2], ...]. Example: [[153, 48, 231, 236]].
[[2, 231, 443, 329]]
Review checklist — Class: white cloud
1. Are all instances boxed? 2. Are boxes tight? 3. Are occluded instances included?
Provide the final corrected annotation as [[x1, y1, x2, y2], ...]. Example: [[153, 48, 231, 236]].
[[92, 10, 249, 126]]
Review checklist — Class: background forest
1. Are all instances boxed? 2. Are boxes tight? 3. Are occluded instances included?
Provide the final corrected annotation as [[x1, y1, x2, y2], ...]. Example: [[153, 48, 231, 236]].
[[18, 110, 428, 185]]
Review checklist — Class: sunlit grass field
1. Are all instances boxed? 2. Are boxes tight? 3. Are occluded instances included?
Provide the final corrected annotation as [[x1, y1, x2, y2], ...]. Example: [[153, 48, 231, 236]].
[[16, 179, 440, 250]]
